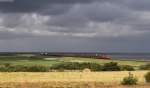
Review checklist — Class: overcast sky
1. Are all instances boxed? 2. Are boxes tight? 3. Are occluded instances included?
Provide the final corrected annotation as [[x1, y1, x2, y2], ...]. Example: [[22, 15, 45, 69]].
[[0, 0, 150, 52]]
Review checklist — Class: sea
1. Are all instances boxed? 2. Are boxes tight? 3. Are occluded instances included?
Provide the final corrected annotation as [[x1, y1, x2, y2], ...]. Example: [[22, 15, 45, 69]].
[[0, 52, 150, 61], [103, 53, 150, 60]]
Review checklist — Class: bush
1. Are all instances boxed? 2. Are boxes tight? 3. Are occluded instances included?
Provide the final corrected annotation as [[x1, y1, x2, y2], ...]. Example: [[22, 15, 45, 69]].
[[145, 72, 150, 83], [139, 63, 150, 70], [121, 72, 138, 85], [102, 62, 121, 71], [3, 63, 11, 67], [50, 62, 102, 71], [25, 65, 49, 72], [51, 62, 131, 71], [121, 65, 135, 71], [0, 64, 49, 72]]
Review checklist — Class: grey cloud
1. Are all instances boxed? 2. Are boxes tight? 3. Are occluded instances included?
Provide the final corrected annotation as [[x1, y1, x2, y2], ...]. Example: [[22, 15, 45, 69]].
[[0, 30, 33, 40], [0, 0, 99, 14], [121, 0, 150, 11], [0, 13, 23, 28], [0, 0, 150, 14], [47, 2, 131, 31], [0, 0, 150, 52]]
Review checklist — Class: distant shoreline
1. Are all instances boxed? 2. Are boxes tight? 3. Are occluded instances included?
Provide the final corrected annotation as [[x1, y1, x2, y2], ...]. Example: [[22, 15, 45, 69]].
[[0, 52, 150, 60]]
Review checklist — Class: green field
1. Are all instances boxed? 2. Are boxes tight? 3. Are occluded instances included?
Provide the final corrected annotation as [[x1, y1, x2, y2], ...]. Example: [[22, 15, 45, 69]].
[[0, 55, 148, 67]]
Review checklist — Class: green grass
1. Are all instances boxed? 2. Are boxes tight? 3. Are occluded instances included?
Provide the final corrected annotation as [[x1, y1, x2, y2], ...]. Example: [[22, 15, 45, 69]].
[[0, 56, 148, 67], [0, 56, 59, 66]]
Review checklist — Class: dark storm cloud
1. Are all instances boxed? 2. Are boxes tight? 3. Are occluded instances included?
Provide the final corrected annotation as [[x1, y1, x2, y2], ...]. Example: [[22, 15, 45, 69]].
[[0, 0, 150, 14], [0, 0, 100, 14], [47, 2, 130, 29], [120, 0, 150, 11], [0, 0, 150, 52], [0, 1, 71, 16]]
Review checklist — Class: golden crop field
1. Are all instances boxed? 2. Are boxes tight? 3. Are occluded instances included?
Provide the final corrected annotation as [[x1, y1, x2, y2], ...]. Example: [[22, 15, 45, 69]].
[[0, 71, 149, 88]]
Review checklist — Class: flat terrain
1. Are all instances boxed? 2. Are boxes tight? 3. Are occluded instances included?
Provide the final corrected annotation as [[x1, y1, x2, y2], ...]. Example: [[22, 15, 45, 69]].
[[0, 56, 148, 67], [0, 55, 149, 87], [0, 71, 147, 83], [0, 71, 149, 88]]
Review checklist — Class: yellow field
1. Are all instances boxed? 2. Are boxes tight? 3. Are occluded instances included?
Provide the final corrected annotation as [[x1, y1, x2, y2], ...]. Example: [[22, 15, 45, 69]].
[[0, 71, 149, 88], [0, 71, 147, 83]]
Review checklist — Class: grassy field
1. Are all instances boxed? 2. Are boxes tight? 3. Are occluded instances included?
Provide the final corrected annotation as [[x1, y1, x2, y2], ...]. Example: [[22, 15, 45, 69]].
[[0, 55, 149, 87], [0, 71, 147, 83], [0, 71, 149, 88], [0, 56, 148, 67]]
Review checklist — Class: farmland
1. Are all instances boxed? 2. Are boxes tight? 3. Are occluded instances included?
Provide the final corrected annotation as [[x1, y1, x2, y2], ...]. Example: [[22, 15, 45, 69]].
[[0, 55, 150, 87], [0, 71, 149, 88], [0, 71, 147, 83], [0, 55, 148, 67]]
